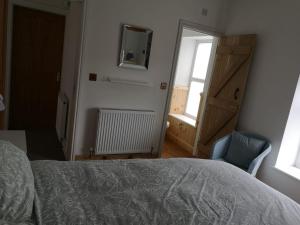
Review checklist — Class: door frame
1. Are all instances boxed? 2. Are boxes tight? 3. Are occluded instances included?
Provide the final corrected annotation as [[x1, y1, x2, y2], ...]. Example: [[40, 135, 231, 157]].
[[157, 19, 223, 157], [192, 37, 219, 155], [67, 0, 87, 161], [4, 0, 68, 129]]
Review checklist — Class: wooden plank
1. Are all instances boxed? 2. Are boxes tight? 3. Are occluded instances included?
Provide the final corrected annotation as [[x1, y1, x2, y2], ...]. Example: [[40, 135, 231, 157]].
[[212, 54, 250, 97], [197, 34, 256, 157], [169, 86, 189, 114], [166, 115, 196, 152], [201, 109, 237, 145], [219, 34, 257, 47], [216, 46, 252, 55], [206, 97, 238, 113], [197, 112, 238, 158]]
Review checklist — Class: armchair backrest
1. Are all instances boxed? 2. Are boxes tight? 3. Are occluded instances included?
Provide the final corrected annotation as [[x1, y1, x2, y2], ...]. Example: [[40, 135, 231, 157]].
[[211, 131, 272, 176], [241, 132, 272, 176], [239, 132, 271, 154]]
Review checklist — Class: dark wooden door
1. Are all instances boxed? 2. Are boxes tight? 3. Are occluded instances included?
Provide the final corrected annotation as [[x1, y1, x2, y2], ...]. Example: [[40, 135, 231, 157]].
[[9, 6, 65, 130], [0, 0, 7, 129], [197, 35, 256, 158]]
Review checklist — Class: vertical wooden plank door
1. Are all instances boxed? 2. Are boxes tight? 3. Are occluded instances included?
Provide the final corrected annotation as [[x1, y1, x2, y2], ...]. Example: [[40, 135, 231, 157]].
[[0, 0, 7, 129], [9, 6, 65, 130], [197, 35, 256, 158]]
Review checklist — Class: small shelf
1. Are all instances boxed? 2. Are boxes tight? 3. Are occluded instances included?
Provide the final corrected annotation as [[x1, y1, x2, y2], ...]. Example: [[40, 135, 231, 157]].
[[101, 76, 152, 87]]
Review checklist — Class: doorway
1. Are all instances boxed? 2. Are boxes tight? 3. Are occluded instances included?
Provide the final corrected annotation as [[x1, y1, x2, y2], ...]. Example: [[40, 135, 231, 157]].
[[161, 21, 256, 159], [162, 26, 218, 158], [9, 6, 65, 160]]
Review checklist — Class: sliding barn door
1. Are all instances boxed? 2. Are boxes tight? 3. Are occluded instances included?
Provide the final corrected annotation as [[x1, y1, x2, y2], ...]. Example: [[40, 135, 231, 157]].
[[0, 0, 7, 129], [197, 35, 256, 158]]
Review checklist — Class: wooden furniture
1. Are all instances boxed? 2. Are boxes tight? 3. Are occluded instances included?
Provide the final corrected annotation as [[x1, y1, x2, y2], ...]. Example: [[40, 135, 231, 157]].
[[167, 85, 197, 153], [0, 130, 27, 152], [169, 86, 189, 114], [166, 114, 196, 153], [167, 89, 205, 153], [197, 35, 256, 158]]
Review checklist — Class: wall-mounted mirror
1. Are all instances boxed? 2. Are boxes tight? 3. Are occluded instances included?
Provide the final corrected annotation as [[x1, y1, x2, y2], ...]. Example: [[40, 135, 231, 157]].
[[119, 24, 153, 70]]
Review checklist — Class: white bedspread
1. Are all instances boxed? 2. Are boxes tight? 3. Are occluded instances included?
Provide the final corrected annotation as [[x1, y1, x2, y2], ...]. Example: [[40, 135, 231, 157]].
[[31, 158, 300, 225]]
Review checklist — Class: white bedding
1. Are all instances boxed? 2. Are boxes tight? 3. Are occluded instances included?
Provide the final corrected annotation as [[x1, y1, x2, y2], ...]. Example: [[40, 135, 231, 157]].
[[30, 158, 300, 225]]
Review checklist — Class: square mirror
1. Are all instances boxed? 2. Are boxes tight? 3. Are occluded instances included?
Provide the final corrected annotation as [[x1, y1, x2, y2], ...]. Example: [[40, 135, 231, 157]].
[[119, 24, 153, 70]]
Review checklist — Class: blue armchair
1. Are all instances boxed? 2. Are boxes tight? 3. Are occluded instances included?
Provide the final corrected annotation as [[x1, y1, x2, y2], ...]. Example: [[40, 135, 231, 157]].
[[210, 132, 272, 176]]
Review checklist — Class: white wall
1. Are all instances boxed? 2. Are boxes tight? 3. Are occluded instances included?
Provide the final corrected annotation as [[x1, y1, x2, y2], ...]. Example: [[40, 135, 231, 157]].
[[60, 2, 82, 102], [225, 0, 300, 203], [174, 38, 196, 87], [59, 2, 83, 158], [74, 0, 228, 156]]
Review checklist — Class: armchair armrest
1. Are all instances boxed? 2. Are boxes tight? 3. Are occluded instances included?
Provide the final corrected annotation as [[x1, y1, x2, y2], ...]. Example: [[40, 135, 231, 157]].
[[210, 135, 231, 160], [248, 144, 272, 176]]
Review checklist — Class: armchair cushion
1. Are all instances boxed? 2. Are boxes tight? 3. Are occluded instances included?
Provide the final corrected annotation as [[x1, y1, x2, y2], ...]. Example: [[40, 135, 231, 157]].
[[224, 132, 266, 169]]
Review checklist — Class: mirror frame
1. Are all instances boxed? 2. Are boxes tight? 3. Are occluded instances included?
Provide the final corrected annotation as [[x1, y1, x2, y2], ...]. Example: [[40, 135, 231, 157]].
[[118, 24, 153, 70]]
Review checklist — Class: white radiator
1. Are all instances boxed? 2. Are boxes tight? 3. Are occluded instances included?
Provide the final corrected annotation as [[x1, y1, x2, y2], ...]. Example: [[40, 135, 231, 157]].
[[95, 109, 156, 155]]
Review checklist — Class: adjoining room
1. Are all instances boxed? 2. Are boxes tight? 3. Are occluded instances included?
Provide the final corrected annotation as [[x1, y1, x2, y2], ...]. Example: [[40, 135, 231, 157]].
[[162, 27, 217, 158]]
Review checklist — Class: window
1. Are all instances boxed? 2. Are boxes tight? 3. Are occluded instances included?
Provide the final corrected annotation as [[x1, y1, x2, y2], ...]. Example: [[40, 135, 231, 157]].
[[296, 148, 300, 169], [185, 42, 213, 119], [276, 75, 300, 179]]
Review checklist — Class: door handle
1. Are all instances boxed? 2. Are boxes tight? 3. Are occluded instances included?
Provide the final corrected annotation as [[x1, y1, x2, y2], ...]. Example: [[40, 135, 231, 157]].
[[234, 88, 240, 100]]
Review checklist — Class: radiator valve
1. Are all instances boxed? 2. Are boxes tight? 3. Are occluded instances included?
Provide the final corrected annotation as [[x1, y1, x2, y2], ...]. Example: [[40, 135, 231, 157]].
[[89, 148, 95, 158]]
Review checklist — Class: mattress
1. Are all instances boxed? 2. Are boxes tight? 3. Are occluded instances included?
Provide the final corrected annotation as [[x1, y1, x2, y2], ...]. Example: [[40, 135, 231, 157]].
[[30, 158, 300, 225]]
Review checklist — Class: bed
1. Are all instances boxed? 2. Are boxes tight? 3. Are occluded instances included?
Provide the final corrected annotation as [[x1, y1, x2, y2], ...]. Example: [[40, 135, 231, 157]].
[[1, 141, 300, 225]]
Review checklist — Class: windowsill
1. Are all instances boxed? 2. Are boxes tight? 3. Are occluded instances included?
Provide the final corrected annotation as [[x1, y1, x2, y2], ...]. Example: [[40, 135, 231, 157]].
[[169, 114, 196, 127], [274, 165, 300, 181]]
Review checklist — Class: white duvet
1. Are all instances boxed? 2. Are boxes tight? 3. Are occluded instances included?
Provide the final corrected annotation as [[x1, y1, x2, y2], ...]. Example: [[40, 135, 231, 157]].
[[30, 158, 300, 225]]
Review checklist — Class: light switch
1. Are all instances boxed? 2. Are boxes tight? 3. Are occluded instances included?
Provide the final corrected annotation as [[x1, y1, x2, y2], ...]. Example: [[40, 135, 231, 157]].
[[89, 73, 97, 81], [160, 82, 168, 90], [202, 8, 208, 16]]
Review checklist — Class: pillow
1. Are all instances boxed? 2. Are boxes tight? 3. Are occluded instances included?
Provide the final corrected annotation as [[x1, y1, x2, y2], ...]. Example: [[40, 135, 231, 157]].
[[224, 132, 266, 169], [0, 141, 34, 223]]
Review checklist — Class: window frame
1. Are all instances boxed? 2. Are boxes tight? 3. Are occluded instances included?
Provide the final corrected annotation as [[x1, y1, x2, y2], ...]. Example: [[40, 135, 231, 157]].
[[275, 75, 300, 179], [184, 40, 213, 120], [295, 149, 300, 169]]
